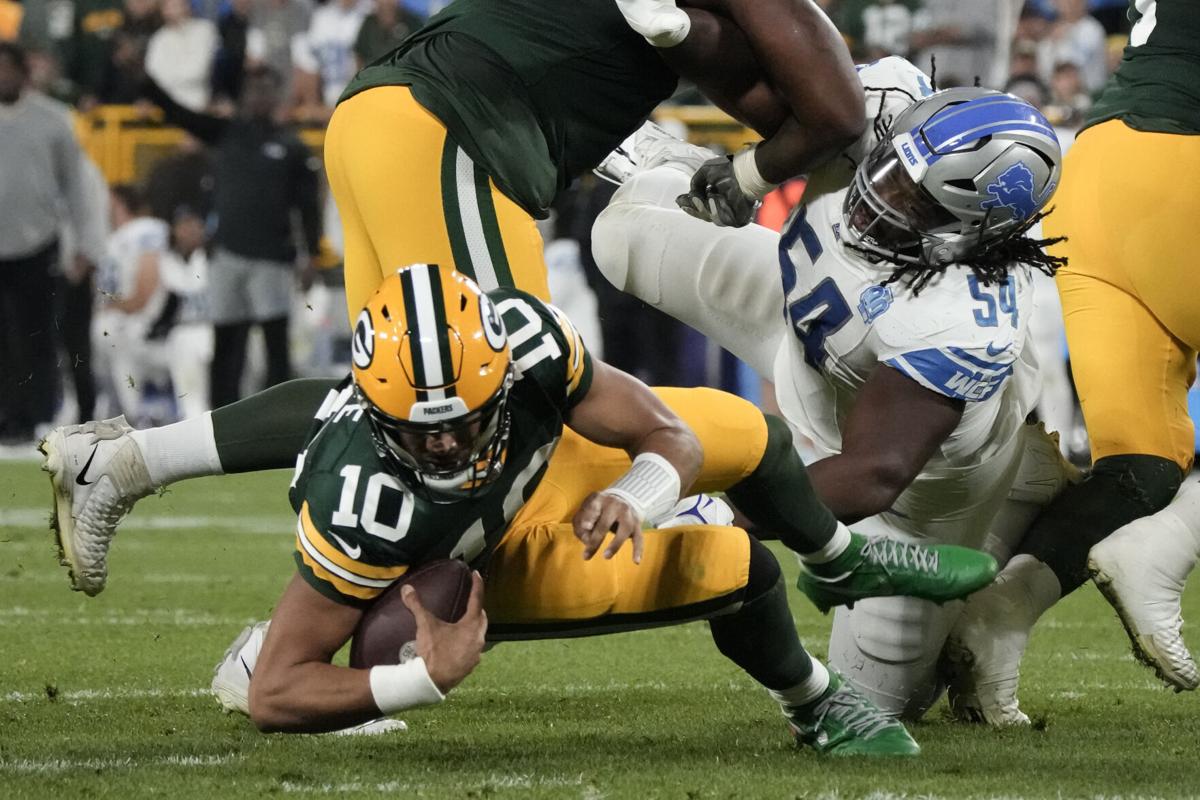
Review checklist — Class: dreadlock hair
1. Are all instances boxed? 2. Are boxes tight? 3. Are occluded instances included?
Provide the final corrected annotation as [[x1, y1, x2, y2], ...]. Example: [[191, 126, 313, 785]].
[[847, 207, 1068, 296]]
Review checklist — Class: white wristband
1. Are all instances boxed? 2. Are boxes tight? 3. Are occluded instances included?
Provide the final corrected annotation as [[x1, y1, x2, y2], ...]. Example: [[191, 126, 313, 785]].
[[368, 657, 445, 715], [731, 145, 778, 200], [600, 452, 682, 527]]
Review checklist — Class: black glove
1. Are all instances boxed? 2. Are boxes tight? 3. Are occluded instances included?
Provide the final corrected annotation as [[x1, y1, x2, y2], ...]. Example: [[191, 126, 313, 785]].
[[675, 155, 760, 228]]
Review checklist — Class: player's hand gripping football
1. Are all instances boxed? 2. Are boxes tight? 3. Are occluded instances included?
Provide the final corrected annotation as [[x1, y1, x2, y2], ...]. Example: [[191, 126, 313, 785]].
[[676, 155, 760, 228], [400, 570, 488, 693], [575, 492, 645, 564]]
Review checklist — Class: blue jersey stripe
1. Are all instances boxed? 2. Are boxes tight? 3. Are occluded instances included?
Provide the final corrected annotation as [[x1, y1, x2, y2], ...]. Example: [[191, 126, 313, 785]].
[[887, 348, 1013, 402]]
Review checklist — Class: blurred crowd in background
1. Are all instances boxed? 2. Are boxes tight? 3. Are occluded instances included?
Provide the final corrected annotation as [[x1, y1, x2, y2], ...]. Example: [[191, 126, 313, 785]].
[[0, 0, 1174, 464]]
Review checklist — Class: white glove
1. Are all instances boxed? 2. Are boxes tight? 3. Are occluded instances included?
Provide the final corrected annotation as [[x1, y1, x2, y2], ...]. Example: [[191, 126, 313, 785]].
[[614, 0, 692, 48]]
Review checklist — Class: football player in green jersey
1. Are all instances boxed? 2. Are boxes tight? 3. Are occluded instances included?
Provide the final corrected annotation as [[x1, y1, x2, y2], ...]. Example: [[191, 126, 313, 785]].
[[52, 264, 1000, 753], [46, 0, 878, 598]]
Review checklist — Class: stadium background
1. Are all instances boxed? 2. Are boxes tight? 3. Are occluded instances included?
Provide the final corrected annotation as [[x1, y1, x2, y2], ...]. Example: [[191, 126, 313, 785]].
[[2, 0, 1198, 462], [2, 3, 1200, 798]]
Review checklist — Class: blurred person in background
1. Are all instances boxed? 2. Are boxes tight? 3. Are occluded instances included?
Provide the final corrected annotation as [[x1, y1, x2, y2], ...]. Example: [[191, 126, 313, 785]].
[[142, 132, 215, 223], [95, 0, 159, 104], [1044, 60, 1092, 128], [146, 0, 218, 110], [139, 63, 322, 407], [53, 149, 110, 427], [858, 0, 916, 61], [909, 0, 999, 87], [0, 42, 99, 444], [290, 0, 367, 121], [91, 184, 169, 421], [65, 0, 125, 105], [1037, 0, 1107, 92], [147, 206, 213, 420], [352, 0, 420, 68], [245, 0, 312, 105]]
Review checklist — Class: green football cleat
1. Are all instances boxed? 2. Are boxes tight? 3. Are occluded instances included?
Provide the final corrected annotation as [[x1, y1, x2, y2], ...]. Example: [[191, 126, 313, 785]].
[[796, 532, 997, 613], [786, 672, 920, 756]]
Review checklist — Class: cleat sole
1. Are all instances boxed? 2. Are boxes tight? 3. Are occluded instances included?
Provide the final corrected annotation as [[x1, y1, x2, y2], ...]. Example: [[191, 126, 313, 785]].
[[1089, 561, 1196, 693]]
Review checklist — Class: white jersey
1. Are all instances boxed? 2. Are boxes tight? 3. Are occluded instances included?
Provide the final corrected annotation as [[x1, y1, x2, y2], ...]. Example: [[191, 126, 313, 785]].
[[96, 216, 170, 330], [772, 188, 1040, 519], [291, 1, 369, 107]]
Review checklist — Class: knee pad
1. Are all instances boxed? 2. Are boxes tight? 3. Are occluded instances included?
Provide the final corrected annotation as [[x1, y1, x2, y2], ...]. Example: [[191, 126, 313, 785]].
[[828, 596, 959, 719]]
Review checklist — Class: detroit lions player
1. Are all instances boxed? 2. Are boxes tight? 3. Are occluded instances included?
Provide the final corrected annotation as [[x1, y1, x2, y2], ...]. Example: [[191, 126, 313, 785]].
[[591, 58, 1077, 719]]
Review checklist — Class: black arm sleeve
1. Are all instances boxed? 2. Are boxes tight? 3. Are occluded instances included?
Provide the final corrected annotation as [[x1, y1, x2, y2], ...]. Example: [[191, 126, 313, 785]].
[[140, 77, 229, 145]]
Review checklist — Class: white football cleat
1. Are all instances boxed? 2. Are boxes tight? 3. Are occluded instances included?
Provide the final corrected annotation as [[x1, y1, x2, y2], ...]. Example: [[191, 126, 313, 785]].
[[943, 582, 1031, 727], [1088, 503, 1200, 692], [943, 555, 1060, 726], [594, 120, 715, 185], [212, 620, 408, 735], [212, 621, 271, 715], [40, 416, 155, 596]]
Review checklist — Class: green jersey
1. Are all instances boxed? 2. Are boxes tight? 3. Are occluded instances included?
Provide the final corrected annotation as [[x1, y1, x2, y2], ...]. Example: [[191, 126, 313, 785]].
[[1084, 0, 1200, 134], [291, 289, 594, 607], [340, 0, 678, 218]]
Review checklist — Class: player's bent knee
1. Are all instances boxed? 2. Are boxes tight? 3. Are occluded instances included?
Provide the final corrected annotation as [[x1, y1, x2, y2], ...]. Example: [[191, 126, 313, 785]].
[[828, 597, 953, 719], [590, 205, 637, 293]]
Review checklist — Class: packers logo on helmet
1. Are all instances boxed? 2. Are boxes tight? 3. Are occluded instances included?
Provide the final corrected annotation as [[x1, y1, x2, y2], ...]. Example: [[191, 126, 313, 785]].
[[351, 309, 374, 369], [352, 263, 514, 501]]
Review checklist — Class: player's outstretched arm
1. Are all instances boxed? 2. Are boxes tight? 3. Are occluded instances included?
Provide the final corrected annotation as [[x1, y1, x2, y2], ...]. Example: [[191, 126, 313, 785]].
[[805, 365, 963, 523], [247, 571, 486, 733], [567, 361, 703, 563]]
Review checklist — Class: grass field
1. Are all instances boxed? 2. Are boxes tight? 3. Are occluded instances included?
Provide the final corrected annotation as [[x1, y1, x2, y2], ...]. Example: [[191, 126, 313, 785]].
[[2, 460, 1199, 799]]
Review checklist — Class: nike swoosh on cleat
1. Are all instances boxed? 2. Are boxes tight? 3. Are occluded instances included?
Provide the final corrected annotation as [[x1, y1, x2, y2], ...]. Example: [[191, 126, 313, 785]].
[[330, 533, 362, 560], [240, 656, 253, 678], [75, 445, 101, 486]]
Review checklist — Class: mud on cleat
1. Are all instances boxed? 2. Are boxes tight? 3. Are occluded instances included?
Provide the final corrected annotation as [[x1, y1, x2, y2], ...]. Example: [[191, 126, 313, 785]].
[[39, 416, 155, 596], [786, 671, 920, 756], [796, 532, 998, 613], [1088, 507, 1200, 692]]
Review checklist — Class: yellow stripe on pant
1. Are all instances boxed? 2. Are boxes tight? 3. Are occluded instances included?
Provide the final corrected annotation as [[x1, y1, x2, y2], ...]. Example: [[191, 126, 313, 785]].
[[1044, 120, 1200, 470], [325, 85, 550, 324], [484, 387, 768, 638]]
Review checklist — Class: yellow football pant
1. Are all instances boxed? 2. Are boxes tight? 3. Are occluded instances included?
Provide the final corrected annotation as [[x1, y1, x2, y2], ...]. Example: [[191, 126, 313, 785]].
[[324, 86, 550, 323], [1044, 120, 1200, 470], [485, 388, 769, 639]]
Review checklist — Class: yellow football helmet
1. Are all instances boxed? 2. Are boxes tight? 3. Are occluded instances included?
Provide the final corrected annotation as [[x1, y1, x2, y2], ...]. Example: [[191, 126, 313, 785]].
[[351, 263, 513, 500]]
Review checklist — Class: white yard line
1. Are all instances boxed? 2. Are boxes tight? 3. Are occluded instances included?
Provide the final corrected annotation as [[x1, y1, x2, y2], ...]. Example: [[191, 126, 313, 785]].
[[3, 687, 210, 704], [279, 773, 587, 795], [0, 508, 294, 534], [0, 753, 242, 774], [0, 607, 257, 627]]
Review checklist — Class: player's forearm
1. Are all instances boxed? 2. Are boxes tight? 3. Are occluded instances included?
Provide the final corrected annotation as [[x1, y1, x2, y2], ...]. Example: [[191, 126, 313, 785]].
[[805, 453, 915, 523], [630, 424, 703, 496], [720, 0, 864, 182], [248, 662, 382, 733]]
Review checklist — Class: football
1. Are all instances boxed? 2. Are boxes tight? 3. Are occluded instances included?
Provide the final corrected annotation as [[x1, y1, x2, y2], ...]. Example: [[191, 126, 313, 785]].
[[348, 559, 474, 669]]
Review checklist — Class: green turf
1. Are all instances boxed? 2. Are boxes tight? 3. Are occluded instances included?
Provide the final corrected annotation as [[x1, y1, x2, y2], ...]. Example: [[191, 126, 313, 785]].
[[2, 461, 1198, 799]]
